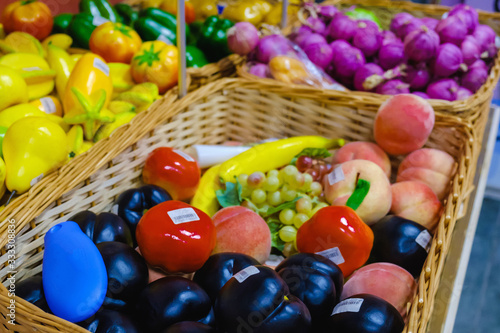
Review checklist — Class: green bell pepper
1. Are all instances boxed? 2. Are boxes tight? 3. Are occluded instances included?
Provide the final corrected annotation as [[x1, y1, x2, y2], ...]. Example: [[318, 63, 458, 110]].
[[67, 13, 98, 49], [134, 8, 191, 45], [52, 13, 73, 34], [186, 45, 209, 68], [114, 3, 138, 27], [188, 21, 204, 45], [79, 0, 120, 23], [197, 16, 234, 63]]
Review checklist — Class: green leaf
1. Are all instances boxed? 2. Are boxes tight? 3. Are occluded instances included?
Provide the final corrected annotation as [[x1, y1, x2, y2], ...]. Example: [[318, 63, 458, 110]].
[[265, 197, 301, 217], [291, 148, 332, 165], [268, 219, 285, 252], [346, 178, 370, 211], [216, 178, 242, 208]]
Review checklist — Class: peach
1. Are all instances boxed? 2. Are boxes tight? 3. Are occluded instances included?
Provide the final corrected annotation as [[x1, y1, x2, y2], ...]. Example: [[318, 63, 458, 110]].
[[211, 206, 271, 263], [323, 159, 392, 225], [391, 181, 443, 230], [341, 262, 416, 318], [333, 141, 392, 178], [374, 94, 435, 155], [397, 148, 456, 200]]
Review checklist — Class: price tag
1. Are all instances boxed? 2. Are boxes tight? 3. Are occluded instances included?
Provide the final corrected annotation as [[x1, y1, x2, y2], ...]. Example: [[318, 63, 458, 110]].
[[415, 230, 432, 253], [173, 149, 195, 162], [157, 34, 173, 45], [316, 247, 345, 265], [30, 173, 44, 187], [332, 298, 364, 315], [93, 57, 110, 76], [167, 208, 200, 225], [328, 166, 345, 186], [233, 266, 259, 283], [92, 15, 109, 26], [111, 204, 119, 215], [40, 97, 57, 114]]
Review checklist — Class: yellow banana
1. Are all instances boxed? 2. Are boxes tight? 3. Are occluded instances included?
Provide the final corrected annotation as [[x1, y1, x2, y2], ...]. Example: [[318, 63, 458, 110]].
[[46, 44, 74, 100], [42, 34, 73, 52], [93, 111, 136, 142], [67, 125, 84, 158], [108, 101, 136, 114]]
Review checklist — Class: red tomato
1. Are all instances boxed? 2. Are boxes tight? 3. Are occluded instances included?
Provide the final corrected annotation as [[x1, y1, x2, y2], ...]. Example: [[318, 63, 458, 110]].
[[142, 147, 200, 201], [136, 200, 216, 273], [296, 206, 374, 277]]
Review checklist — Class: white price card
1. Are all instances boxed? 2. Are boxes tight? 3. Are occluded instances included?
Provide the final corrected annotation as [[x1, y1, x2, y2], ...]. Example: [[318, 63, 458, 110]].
[[93, 57, 110, 76], [40, 97, 57, 114], [332, 298, 364, 315], [415, 230, 432, 253], [328, 166, 345, 185], [316, 247, 345, 265], [167, 208, 200, 225], [233, 266, 259, 283]]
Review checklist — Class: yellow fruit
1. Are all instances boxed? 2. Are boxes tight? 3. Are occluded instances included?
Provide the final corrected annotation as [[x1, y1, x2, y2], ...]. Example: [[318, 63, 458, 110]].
[[0, 157, 6, 199], [46, 44, 74, 100], [0, 104, 46, 128], [0, 24, 5, 40], [0, 32, 45, 56], [42, 34, 73, 52], [67, 125, 84, 157], [71, 54, 83, 64], [46, 114, 70, 132], [30, 96, 63, 117], [93, 111, 136, 142], [109, 62, 134, 93], [3, 117, 68, 194], [108, 100, 136, 114], [77, 141, 94, 156], [0, 65, 28, 111]]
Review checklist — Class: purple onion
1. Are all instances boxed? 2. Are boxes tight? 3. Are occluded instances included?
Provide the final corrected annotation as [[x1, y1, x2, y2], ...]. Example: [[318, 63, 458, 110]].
[[306, 16, 326, 35], [248, 63, 270, 78], [358, 19, 380, 32], [390, 12, 414, 38], [330, 40, 353, 63], [401, 18, 425, 38], [332, 45, 366, 78], [404, 63, 431, 90], [327, 14, 356, 41], [352, 22, 382, 57], [449, 4, 479, 34], [461, 35, 481, 66], [470, 59, 489, 71], [375, 79, 410, 95], [456, 86, 473, 100], [473, 24, 497, 53], [462, 65, 488, 92], [426, 79, 459, 101], [433, 43, 466, 77], [255, 35, 294, 64], [483, 43, 499, 60], [421, 17, 439, 30], [303, 43, 334, 70], [318, 5, 339, 21], [298, 33, 327, 50], [404, 26, 440, 62], [353, 63, 384, 91], [378, 40, 405, 70], [291, 26, 313, 45], [413, 91, 430, 99], [381, 30, 399, 45], [436, 16, 468, 46], [227, 22, 260, 56]]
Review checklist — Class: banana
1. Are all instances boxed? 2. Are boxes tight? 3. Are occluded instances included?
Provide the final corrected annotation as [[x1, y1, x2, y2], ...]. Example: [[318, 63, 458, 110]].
[[67, 125, 84, 158], [93, 112, 136, 142], [108, 101, 136, 114], [46, 44, 74, 100], [114, 91, 154, 113], [130, 82, 160, 100], [76, 141, 94, 156], [42, 34, 73, 52]]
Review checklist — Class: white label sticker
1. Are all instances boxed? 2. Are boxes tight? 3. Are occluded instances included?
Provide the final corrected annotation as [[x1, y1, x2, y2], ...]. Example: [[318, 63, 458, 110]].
[[40, 97, 56, 114], [92, 15, 109, 26], [30, 173, 44, 187], [93, 57, 110, 76], [173, 149, 195, 162], [415, 230, 432, 253], [332, 298, 364, 315], [157, 34, 173, 45], [495, 36, 500, 48], [442, 12, 449, 19], [167, 208, 200, 225], [23, 67, 42, 71], [111, 204, 119, 215], [233, 266, 259, 283], [328, 166, 345, 186], [316, 247, 345, 265]]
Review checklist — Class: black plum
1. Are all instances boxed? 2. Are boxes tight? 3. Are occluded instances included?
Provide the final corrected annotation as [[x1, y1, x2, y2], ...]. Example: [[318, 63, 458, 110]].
[[79, 308, 141, 333], [16, 276, 51, 313], [327, 294, 405, 333], [71, 211, 133, 246], [370, 215, 432, 277], [135, 276, 213, 332], [162, 321, 215, 333], [215, 265, 311, 333], [97, 241, 149, 311], [193, 252, 260, 303]]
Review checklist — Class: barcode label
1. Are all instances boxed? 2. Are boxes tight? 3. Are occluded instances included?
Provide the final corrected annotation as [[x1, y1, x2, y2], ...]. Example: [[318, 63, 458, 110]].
[[332, 298, 364, 315], [93, 57, 110, 76], [415, 230, 432, 253], [316, 247, 345, 265], [167, 208, 200, 225], [157, 34, 173, 45], [233, 266, 259, 283], [40, 97, 56, 114], [328, 166, 345, 185], [30, 173, 44, 187], [111, 204, 119, 215], [92, 15, 109, 26], [23, 67, 42, 71], [173, 149, 195, 162]]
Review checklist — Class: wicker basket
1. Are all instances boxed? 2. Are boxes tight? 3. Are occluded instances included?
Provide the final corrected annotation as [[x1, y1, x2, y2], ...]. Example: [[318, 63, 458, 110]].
[[0, 78, 479, 332], [238, 0, 500, 133]]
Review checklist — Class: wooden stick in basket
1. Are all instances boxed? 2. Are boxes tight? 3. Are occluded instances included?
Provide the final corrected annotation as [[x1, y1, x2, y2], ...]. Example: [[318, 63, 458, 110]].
[[177, 0, 187, 98], [281, 0, 289, 29]]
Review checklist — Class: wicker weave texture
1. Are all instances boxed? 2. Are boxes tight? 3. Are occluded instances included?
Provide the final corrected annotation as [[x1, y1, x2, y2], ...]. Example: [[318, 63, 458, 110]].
[[0, 78, 479, 333]]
